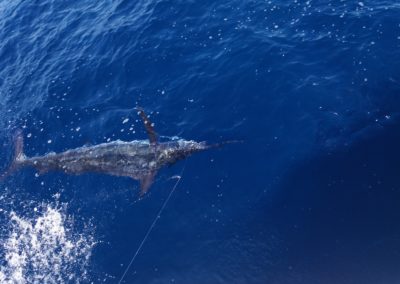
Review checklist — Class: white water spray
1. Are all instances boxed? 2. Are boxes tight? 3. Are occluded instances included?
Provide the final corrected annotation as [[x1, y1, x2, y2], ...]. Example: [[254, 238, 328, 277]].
[[0, 204, 95, 284]]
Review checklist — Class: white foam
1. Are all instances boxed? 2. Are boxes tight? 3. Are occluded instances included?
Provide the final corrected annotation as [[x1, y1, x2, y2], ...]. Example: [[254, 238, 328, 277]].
[[0, 205, 95, 284]]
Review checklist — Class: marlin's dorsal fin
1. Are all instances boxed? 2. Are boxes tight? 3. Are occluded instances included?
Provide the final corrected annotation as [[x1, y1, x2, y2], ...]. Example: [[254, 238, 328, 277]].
[[139, 170, 156, 196], [136, 107, 158, 145]]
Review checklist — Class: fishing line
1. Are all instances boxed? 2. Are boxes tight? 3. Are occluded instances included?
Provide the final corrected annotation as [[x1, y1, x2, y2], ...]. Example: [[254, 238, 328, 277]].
[[118, 164, 186, 284]]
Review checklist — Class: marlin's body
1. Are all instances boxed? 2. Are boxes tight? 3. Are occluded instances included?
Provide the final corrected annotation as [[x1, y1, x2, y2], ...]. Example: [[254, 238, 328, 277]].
[[2, 109, 235, 195], [22, 140, 203, 179], [18, 139, 206, 195]]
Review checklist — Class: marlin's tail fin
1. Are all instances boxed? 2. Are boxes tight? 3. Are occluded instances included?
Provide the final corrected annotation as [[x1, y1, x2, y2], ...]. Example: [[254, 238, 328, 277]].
[[0, 130, 25, 181]]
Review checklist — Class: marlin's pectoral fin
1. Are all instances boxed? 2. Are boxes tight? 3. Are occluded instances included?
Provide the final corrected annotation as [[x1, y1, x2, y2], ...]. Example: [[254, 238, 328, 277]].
[[139, 170, 156, 196], [135, 107, 158, 145]]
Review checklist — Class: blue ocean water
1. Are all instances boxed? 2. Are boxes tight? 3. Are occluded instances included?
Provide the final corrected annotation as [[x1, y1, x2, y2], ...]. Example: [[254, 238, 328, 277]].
[[0, 0, 400, 283]]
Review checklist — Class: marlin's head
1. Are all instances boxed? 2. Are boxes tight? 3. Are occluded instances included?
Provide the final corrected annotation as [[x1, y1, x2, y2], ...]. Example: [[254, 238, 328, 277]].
[[157, 140, 208, 166], [157, 139, 242, 166]]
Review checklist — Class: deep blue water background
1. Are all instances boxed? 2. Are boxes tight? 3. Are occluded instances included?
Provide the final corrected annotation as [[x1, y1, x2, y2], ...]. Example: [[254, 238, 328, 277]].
[[1, 1, 400, 283]]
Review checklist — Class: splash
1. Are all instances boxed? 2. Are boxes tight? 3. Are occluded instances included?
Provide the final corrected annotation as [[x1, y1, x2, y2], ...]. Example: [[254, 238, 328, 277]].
[[0, 204, 95, 284]]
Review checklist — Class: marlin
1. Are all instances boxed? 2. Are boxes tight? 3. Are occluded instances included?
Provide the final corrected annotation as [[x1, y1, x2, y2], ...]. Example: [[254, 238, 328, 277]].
[[1, 108, 238, 196]]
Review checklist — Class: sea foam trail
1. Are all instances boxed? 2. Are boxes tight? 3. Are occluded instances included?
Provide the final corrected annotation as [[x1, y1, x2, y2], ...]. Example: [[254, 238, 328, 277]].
[[0, 205, 95, 284]]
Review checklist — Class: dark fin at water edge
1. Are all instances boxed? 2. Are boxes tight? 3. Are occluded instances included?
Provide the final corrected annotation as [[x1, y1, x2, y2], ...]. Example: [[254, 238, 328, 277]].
[[135, 107, 158, 145], [139, 170, 156, 197]]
